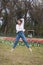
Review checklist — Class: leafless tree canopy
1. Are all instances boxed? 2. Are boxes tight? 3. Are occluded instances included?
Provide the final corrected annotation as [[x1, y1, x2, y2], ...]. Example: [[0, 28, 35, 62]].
[[0, 0, 43, 37]]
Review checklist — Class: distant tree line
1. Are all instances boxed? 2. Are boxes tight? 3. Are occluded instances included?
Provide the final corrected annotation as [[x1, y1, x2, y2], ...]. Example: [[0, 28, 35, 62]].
[[0, 0, 43, 37]]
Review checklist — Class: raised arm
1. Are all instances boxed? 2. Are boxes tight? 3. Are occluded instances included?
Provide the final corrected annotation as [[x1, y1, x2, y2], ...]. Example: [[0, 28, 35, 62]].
[[21, 18, 24, 26], [21, 18, 25, 32]]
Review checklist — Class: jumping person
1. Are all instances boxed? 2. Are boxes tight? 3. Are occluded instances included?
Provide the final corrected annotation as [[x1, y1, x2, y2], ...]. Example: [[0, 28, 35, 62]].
[[11, 18, 32, 52]]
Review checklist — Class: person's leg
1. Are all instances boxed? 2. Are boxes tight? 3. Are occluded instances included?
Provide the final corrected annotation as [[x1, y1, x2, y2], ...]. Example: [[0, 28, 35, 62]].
[[20, 32, 30, 48], [20, 32, 32, 52], [13, 33, 20, 48]]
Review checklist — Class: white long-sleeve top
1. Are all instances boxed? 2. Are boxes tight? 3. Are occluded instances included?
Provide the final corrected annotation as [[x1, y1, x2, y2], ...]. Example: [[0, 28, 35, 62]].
[[16, 18, 25, 33]]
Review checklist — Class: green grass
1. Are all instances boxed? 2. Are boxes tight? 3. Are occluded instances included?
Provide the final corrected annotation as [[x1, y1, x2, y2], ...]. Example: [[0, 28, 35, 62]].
[[0, 43, 43, 65]]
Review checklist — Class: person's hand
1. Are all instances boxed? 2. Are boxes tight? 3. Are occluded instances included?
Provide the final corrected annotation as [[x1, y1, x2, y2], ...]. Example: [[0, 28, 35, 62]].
[[23, 29, 25, 32]]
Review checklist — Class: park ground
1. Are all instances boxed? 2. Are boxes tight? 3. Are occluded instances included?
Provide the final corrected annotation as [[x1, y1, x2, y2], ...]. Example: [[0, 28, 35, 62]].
[[0, 42, 43, 65]]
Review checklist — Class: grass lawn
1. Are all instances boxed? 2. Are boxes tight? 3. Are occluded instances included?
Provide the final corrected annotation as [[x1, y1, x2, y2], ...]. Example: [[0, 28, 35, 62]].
[[0, 43, 43, 65]]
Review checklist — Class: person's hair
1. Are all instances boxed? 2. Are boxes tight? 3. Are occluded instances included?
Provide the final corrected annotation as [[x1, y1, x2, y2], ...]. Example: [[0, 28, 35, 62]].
[[16, 19, 22, 24], [18, 19, 22, 23]]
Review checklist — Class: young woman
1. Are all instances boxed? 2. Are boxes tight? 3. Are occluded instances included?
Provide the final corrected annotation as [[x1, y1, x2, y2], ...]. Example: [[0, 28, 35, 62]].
[[11, 18, 32, 52]]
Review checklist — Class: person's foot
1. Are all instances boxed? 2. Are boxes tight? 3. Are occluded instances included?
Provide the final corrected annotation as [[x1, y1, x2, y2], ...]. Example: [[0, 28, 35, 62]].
[[29, 48, 32, 53], [11, 48, 14, 52]]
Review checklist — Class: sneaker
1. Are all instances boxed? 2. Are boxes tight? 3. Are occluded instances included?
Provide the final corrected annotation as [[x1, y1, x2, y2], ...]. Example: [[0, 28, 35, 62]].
[[29, 48, 32, 53], [11, 48, 14, 52]]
